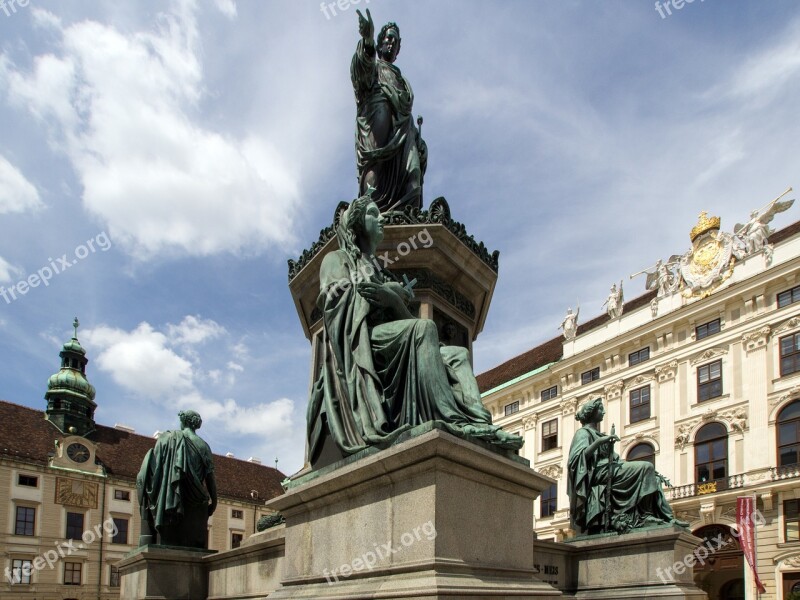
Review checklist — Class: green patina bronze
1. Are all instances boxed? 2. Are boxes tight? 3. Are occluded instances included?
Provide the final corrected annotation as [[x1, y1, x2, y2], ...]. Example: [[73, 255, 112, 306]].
[[306, 194, 522, 470], [567, 398, 688, 535], [351, 9, 427, 212], [136, 411, 217, 549]]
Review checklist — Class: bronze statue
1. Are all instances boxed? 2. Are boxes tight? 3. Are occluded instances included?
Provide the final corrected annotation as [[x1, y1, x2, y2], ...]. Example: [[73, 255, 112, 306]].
[[136, 410, 217, 548], [306, 194, 521, 469], [567, 399, 687, 534], [351, 10, 427, 212]]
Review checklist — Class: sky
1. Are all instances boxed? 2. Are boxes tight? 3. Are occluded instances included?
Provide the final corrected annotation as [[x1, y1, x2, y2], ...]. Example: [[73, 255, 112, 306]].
[[0, 0, 799, 476]]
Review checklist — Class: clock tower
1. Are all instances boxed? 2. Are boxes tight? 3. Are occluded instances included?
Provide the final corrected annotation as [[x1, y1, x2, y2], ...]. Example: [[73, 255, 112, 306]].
[[44, 317, 97, 437]]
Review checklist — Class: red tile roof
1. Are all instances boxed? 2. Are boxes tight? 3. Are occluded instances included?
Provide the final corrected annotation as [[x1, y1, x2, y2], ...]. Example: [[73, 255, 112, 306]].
[[478, 218, 800, 393], [0, 400, 285, 503]]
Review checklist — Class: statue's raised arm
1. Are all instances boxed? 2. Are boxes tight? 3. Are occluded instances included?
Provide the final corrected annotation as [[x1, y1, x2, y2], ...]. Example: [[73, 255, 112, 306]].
[[350, 11, 427, 213]]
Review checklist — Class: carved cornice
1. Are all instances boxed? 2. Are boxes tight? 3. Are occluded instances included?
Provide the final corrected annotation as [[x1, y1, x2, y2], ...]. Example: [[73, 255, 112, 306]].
[[561, 397, 579, 415], [523, 415, 538, 431], [772, 385, 800, 411], [626, 373, 655, 391], [537, 464, 563, 480], [621, 431, 660, 452], [741, 326, 771, 352], [674, 407, 747, 449], [655, 361, 678, 382], [603, 380, 624, 400], [690, 346, 728, 366], [773, 314, 800, 336]]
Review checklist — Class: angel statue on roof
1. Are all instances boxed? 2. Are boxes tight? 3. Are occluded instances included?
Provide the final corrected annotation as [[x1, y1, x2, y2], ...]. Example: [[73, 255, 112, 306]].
[[734, 188, 795, 264]]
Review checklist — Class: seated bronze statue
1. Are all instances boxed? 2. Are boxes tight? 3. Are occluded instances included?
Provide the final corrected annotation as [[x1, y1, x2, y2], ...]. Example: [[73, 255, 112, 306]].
[[306, 194, 521, 468], [567, 398, 688, 534], [136, 410, 217, 548]]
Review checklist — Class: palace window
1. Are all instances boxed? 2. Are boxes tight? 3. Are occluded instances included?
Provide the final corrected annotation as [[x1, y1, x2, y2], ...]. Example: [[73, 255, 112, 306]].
[[778, 284, 800, 308], [64, 562, 81, 585], [17, 474, 38, 487], [231, 532, 244, 549], [627, 442, 655, 466], [10, 559, 32, 584], [697, 360, 722, 402], [695, 318, 721, 340], [778, 400, 800, 466], [629, 385, 651, 423], [542, 419, 558, 452], [540, 483, 557, 518], [15, 506, 35, 536], [695, 423, 728, 487], [111, 518, 129, 544], [66, 512, 84, 540], [540, 385, 558, 402], [114, 489, 130, 501], [581, 367, 600, 385], [781, 333, 800, 377], [628, 347, 650, 366], [504, 401, 520, 416], [786, 499, 800, 542], [231, 509, 244, 519]]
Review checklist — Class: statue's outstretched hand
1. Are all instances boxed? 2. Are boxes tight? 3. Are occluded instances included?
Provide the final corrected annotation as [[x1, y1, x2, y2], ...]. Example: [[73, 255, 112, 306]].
[[357, 281, 401, 309], [357, 8, 374, 41]]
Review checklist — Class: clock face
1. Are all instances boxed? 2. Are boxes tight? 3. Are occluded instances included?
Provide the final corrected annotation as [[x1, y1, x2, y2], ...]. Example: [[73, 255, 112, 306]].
[[66, 442, 90, 464]]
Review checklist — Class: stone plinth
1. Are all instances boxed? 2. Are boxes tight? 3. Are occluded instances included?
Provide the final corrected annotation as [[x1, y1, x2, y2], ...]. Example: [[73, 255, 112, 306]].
[[206, 526, 286, 599], [565, 526, 708, 599], [264, 425, 561, 599], [117, 545, 214, 600]]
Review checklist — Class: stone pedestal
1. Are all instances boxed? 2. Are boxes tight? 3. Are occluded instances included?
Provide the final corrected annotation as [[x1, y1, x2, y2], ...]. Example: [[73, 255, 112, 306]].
[[565, 526, 708, 599], [117, 545, 214, 600], [264, 425, 561, 599]]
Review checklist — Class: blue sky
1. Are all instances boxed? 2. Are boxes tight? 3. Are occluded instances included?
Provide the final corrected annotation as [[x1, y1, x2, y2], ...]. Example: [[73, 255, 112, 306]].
[[0, 0, 798, 475]]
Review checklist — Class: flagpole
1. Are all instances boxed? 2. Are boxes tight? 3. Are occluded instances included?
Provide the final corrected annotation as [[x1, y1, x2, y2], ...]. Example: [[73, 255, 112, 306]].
[[752, 494, 760, 600]]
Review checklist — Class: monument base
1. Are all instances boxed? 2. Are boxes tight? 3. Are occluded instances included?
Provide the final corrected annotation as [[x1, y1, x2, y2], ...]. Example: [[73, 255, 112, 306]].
[[265, 424, 561, 599], [564, 526, 708, 599], [117, 544, 214, 600]]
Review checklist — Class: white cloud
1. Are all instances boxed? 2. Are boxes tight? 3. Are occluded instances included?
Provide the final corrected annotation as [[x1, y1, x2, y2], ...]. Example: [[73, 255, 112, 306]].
[[226, 361, 244, 372], [82, 318, 294, 437], [0, 155, 43, 214], [167, 315, 225, 346], [0, 256, 21, 283], [1, 2, 298, 261], [213, 0, 237, 19]]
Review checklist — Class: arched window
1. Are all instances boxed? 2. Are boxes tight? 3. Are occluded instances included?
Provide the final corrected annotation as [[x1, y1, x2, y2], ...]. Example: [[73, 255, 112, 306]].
[[627, 442, 655, 466], [695, 422, 728, 488], [778, 400, 800, 467]]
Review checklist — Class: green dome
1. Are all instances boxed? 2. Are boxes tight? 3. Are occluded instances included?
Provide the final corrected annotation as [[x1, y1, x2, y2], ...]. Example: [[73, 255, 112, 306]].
[[46, 368, 96, 403], [61, 337, 87, 356]]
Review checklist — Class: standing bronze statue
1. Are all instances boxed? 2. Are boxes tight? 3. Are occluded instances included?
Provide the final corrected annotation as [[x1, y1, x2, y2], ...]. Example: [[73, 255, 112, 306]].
[[137, 410, 217, 548], [351, 9, 427, 212], [306, 193, 521, 468], [567, 399, 688, 534]]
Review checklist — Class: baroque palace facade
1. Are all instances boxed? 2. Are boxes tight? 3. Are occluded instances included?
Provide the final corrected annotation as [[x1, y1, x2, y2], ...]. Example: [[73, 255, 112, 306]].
[[479, 210, 800, 600], [0, 327, 285, 600]]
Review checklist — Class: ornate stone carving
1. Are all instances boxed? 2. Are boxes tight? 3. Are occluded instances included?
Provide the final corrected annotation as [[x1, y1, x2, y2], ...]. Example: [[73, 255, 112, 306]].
[[741, 326, 771, 352], [626, 373, 655, 390], [690, 346, 728, 366], [561, 397, 579, 415], [720, 407, 747, 432], [655, 360, 678, 382], [780, 556, 800, 569], [287, 197, 500, 281], [537, 464, 563, 480], [675, 424, 692, 450], [523, 415, 538, 431], [774, 385, 800, 411], [603, 380, 624, 400], [621, 431, 659, 452], [774, 315, 800, 336]]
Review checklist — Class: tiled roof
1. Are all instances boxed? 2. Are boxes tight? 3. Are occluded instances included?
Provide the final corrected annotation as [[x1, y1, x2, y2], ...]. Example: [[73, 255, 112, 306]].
[[0, 400, 285, 503], [478, 218, 800, 394]]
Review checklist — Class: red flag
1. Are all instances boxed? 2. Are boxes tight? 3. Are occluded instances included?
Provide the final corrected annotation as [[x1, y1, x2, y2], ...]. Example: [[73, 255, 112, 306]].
[[737, 496, 766, 594]]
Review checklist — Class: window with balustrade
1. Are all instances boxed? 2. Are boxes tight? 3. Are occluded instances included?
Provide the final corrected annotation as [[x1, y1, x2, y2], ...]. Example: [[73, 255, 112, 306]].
[[779, 400, 800, 467], [695, 422, 728, 493]]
